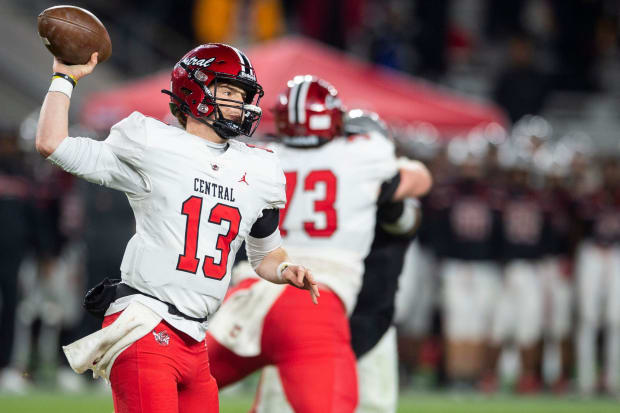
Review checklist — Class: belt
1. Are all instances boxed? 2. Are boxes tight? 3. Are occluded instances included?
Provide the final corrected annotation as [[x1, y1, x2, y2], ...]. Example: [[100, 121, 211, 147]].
[[116, 283, 208, 323]]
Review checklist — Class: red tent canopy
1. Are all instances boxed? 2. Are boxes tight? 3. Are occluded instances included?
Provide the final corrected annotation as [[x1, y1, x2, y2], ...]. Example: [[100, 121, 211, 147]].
[[81, 37, 507, 137]]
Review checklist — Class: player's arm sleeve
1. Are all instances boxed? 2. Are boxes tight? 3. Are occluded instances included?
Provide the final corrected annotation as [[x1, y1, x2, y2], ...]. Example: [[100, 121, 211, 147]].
[[245, 209, 283, 270], [47, 112, 150, 196], [265, 153, 287, 209], [245, 152, 286, 269]]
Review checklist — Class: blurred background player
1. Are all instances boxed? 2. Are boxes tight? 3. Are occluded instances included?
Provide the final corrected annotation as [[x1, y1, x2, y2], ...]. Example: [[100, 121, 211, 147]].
[[345, 111, 424, 413], [0, 130, 42, 391], [425, 136, 503, 388], [483, 142, 551, 394], [536, 142, 576, 393], [254, 110, 428, 413], [0, 128, 80, 391], [574, 157, 620, 396], [393, 137, 442, 388], [205, 76, 431, 413]]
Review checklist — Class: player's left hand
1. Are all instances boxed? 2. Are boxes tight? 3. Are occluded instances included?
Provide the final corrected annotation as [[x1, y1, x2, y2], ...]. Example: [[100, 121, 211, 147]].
[[281, 265, 320, 304]]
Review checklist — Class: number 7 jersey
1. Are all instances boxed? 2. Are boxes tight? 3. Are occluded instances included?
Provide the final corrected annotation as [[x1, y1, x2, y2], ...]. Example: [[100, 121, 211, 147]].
[[267, 132, 398, 313], [48, 112, 285, 340]]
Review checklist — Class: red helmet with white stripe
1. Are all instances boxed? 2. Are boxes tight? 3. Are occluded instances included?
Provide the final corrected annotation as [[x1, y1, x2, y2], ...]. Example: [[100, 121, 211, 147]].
[[273, 75, 344, 147], [162, 43, 264, 138]]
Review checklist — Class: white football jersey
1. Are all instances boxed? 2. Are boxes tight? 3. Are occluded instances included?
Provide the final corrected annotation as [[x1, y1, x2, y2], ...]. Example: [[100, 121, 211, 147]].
[[267, 131, 398, 312], [49, 112, 285, 340]]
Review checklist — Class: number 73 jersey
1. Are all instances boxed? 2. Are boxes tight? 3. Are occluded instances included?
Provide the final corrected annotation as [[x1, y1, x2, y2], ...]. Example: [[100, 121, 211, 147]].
[[266, 132, 398, 313], [48, 112, 286, 328]]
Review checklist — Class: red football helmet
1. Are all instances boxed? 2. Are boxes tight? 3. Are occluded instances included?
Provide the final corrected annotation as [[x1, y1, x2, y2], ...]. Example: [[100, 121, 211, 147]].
[[162, 43, 264, 138], [273, 75, 344, 147]]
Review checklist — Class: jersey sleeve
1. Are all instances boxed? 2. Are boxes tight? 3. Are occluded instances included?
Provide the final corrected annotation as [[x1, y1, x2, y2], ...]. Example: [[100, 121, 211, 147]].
[[249, 209, 280, 238], [265, 152, 287, 210], [353, 131, 398, 183], [47, 111, 150, 196]]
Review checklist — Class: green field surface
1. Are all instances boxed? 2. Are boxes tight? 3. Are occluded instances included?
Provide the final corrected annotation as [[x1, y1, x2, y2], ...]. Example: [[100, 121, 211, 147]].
[[1, 391, 619, 413]]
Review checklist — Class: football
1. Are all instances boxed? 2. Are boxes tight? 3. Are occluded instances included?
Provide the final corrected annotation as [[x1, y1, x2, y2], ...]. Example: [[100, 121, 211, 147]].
[[37, 5, 112, 65]]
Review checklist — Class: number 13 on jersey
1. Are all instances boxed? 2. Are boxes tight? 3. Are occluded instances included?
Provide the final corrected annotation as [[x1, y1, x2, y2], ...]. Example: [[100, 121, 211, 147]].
[[279, 170, 338, 237], [176, 196, 241, 280]]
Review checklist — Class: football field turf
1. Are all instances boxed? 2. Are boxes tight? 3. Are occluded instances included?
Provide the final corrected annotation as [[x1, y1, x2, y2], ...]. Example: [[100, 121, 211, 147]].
[[1, 391, 619, 412]]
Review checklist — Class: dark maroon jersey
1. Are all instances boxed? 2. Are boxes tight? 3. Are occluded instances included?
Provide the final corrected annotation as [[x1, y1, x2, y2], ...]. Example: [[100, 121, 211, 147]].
[[425, 179, 503, 261], [575, 188, 620, 246], [500, 186, 551, 260]]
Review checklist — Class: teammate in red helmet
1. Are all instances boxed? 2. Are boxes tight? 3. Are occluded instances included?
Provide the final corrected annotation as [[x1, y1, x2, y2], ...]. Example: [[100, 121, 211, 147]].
[[35, 44, 318, 413], [205, 75, 432, 413]]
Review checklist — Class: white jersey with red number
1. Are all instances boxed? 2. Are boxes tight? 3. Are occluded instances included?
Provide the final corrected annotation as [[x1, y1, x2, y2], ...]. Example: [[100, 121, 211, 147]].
[[48, 111, 285, 340], [267, 132, 397, 312]]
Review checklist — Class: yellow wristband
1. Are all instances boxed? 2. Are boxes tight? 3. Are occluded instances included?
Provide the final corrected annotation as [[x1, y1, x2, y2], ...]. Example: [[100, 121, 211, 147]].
[[52, 72, 77, 87]]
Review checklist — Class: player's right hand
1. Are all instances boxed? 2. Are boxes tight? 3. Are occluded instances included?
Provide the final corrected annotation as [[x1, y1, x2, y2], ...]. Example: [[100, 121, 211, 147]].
[[281, 264, 320, 305], [53, 52, 98, 81]]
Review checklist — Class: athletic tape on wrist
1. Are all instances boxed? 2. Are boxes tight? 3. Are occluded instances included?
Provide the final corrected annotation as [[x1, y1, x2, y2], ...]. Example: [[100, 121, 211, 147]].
[[49, 77, 74, 98]]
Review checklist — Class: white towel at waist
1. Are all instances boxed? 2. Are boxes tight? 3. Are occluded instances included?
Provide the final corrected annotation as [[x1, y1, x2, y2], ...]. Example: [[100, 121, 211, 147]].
[[62, 301, 162, 380], [209, 281, 286, 357]]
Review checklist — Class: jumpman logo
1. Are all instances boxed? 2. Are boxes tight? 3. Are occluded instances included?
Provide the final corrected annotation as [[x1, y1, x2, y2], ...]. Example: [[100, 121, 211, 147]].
[[239, 172, 249, 185]]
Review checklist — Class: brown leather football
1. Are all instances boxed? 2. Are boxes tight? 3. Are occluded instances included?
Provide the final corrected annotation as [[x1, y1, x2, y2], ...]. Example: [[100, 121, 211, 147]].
[[37, 5, 112, 65]]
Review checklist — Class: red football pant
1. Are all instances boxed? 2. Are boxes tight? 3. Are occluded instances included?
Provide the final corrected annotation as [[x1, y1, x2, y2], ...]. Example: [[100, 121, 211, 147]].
[[103, 311, 218, 413], [207, 282, 358, 413]]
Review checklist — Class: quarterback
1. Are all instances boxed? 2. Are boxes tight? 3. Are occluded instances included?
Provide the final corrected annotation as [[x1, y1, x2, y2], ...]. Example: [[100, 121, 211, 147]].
[[35, 44, 318, 413]]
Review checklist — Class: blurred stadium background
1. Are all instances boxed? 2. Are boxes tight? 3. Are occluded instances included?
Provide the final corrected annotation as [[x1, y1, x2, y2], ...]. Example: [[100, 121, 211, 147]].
[[1, 0, 620, 412]]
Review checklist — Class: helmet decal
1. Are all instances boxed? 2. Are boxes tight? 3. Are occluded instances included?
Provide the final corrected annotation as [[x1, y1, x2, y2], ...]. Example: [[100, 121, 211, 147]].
[[229, 45, 256, 81], [181, 56, 215, 68]]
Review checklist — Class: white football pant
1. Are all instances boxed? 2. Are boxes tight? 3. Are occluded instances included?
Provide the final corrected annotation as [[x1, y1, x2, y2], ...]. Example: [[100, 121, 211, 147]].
[[440, 260, 501, 341], [576, 242, 620, 394]]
